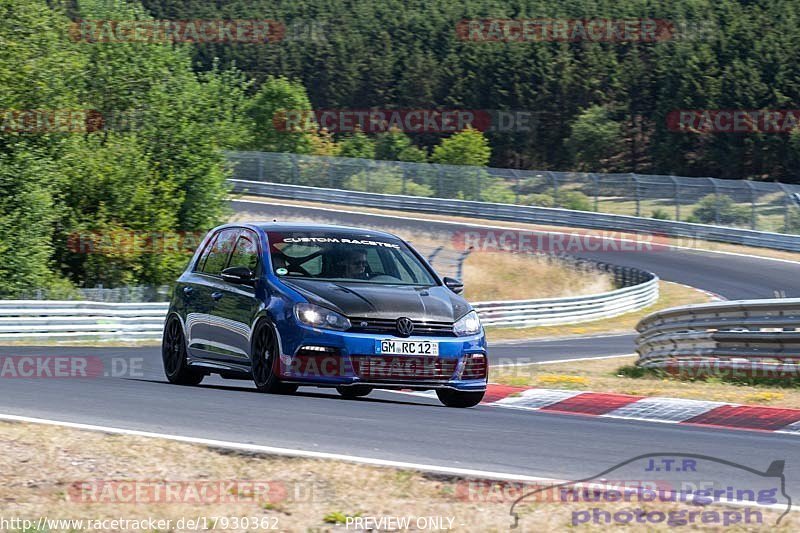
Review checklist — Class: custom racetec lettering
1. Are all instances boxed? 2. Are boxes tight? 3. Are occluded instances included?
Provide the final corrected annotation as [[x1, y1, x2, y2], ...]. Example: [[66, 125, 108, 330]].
[[282, 237, 400, 248]]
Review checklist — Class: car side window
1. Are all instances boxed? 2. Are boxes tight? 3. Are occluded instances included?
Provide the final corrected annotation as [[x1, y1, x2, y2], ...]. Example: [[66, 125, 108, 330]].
[[194, 233, 219, 272], [228, 232, 259, 271], [201, 229, 239, 275], [271, 243, 323, 275], [364, 248, 383, 275], [381, 247, 426, 284]]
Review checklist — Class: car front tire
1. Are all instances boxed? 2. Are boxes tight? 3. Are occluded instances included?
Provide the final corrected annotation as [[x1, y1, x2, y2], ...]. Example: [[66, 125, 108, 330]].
[[252, 321, 298, 395], [162, 316, 204, 386], [436, 389, 484, 408]]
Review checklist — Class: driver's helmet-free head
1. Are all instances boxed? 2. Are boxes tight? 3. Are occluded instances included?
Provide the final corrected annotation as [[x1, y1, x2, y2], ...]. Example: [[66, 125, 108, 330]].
[[328, 246, 369, 279]]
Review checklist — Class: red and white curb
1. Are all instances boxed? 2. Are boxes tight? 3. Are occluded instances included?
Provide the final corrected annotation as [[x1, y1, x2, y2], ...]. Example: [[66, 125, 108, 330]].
[[393, 385, 800, 434]]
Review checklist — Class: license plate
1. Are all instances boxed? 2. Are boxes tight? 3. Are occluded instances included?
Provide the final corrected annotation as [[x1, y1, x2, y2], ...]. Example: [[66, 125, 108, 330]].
[[376, 339, 439, 356]]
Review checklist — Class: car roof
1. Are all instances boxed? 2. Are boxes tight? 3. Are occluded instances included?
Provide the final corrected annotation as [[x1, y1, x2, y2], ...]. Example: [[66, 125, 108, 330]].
[[219, 222, 403, 240]]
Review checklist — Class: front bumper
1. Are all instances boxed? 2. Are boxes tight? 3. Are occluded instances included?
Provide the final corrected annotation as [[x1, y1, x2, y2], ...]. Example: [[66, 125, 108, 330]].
[[275, 323, 488, 391]]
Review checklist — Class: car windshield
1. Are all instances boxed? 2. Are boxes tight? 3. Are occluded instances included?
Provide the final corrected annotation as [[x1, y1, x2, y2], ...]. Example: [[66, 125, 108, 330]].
[[267, 231, 437, 286]]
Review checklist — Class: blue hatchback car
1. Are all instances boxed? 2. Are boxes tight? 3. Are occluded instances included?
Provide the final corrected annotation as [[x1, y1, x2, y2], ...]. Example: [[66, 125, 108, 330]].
[[162, 223, 488, 407]]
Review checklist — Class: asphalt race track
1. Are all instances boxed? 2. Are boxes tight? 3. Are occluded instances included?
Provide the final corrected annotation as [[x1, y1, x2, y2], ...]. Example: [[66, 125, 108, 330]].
[[2, 199, 800, 497], [1, 344, 799, 496]]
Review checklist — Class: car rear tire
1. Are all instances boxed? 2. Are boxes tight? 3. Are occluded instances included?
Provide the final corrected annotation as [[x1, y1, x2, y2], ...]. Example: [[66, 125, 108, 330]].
[[336, 385, 372, 399], [436, 389, 484, 408], [162, 316, 204, 386], [252, 321, 298, 394]]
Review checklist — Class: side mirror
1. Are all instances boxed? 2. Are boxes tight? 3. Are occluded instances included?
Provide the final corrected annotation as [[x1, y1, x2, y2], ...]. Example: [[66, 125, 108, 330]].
[[443, 277, 464, 295], [221, 266, 255, 285]]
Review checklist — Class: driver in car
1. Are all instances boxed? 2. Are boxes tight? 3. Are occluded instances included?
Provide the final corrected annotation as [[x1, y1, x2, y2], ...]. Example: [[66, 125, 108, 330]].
[[338, 249, 369, 280]]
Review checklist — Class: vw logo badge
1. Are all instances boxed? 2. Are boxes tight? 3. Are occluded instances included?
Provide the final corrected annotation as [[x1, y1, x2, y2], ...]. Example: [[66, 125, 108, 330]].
[[396, 317, 414, 337]]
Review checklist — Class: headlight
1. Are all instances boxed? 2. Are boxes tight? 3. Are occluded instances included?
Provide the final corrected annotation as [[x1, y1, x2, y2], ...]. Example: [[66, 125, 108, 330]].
[[294, 303, 351, 331], [453, 310, 482, 337]]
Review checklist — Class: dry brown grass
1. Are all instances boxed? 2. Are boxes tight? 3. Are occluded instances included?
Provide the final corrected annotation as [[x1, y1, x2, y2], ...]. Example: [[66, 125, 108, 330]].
[[462, 252, 613, 301], [492, 355, 800, 409], [1, 420, 795, 532]]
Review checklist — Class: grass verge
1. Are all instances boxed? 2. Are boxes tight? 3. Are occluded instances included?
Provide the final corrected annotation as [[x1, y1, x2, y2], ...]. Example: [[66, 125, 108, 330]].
[[1, 421, 795, 532]]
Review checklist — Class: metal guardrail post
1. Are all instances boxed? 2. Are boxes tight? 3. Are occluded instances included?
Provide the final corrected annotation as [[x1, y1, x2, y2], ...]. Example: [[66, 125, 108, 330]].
[[455, 249, 472, 280], [670, 176, 680, 221], [549, 171, 559, 206], [426, 246, 444, 265], [778, 182, 792, 232], [291, 154, 300, 185], [511, 169, 521, 204], [744, 180, 757, 230], [710, 177, 720, 225]]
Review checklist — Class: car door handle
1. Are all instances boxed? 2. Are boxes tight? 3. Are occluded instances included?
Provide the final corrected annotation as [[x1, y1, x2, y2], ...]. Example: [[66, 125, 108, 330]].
[[183, 287, 193, 296], [211, 291, 224, 301]]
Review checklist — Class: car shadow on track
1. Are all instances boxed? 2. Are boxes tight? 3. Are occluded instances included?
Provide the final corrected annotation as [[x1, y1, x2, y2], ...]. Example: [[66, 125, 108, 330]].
[[125, 378, 440, 407]]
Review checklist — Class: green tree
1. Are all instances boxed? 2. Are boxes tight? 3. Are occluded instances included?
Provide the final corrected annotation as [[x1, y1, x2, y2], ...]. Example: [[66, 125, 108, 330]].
[[0, 0, 85, 297], [246, 76, 316, 154], [567, 106, 623, 171], [338, 129, 376, 159], [430, 129, 491, 200], [375, 127, 427, 162], [430, 128, 491, 167], [0, 0, 244, 294]]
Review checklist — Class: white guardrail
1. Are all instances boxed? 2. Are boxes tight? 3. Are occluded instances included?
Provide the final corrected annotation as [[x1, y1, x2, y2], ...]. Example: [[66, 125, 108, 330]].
[[636, 298, 800, 369], [0, 272, 659, 340], [477, 274, 659, 328], [0, 301, 169, 341]]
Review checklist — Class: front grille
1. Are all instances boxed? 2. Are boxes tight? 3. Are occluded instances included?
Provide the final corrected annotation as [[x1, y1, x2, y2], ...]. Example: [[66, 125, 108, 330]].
[[349, 317, 455, 337], [351, 355, 458, 381]]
